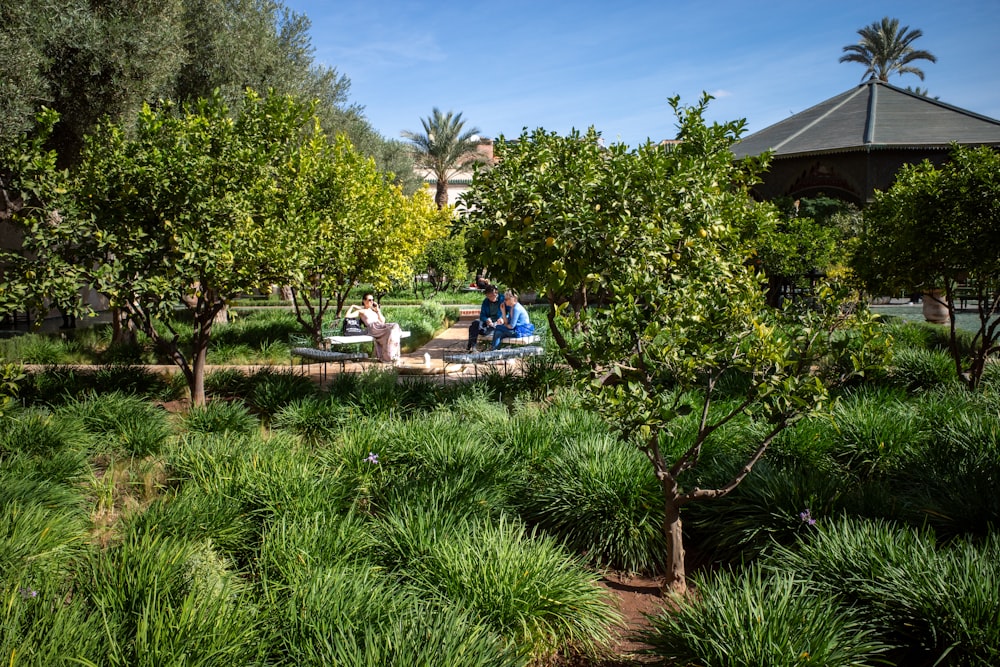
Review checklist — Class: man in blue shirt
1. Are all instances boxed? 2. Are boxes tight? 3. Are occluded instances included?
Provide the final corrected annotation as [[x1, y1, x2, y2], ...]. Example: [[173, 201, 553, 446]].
[[466, 284, 503, 352]]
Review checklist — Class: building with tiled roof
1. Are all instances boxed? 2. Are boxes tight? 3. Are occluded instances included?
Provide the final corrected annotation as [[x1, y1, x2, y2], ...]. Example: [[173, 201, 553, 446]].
[[731, 79, 1000, 204]]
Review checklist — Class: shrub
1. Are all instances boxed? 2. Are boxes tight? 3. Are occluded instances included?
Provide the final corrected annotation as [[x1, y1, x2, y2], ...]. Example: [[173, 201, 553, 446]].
[[640, 564, 892, 666], [515, 433, 664, 574]]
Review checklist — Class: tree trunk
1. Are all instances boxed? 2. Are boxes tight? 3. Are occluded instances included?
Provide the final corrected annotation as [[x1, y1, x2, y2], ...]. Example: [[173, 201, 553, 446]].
[[435, 179, 448, 209], [110, 307, 137, 346], [662, 494, 687, 595], [188, 310, 215, 407]]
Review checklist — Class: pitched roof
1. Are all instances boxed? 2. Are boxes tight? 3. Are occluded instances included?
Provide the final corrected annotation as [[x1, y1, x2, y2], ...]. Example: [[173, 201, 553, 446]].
[[732, 79, 1000, 159]]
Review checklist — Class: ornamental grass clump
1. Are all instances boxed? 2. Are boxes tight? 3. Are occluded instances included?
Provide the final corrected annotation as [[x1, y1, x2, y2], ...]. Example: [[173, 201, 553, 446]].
[[0, 407, 90, 458], [1, 570, 109, 664], [514, 432, 664, 574], [885, 347, 958, 392], [271, 395, 351, 446], [56, 391, 172, 457], [773, 518, 1000, 665], [261, 566, 520, 667], [395, 514, 621, 661], [0, 499, 90, 579], [258, 511, 377, 582], [243, 367, 318, 419], [639, 564, 893, 666], [826, 387, 924, 479], [895, 405, 1000, 538], [182, 399, 258, 435], [80, 532, 261, 665], [683, 461, 846, 564], [0, 332, 65, 364]]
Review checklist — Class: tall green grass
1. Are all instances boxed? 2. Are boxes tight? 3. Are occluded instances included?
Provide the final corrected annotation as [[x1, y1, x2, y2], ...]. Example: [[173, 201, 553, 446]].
[[55, 392, 172, 457], [514, 433, 664, 574], [80, 532, 261, 666], [261, 566, 522, 667], [640, 564, 893, 666], [773, 518, 1000, 665], [386, 514, 621, 661]]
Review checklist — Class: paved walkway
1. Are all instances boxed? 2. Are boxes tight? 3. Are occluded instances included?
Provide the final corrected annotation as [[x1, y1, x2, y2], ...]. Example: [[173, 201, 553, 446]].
[[17, 312, 489, 386]]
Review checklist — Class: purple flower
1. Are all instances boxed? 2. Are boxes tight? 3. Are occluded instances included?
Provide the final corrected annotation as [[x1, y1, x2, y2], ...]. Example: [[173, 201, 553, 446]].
[[19, 587, 38, 599], [365, 452, 379, 465], [799, 509, 817, 526]]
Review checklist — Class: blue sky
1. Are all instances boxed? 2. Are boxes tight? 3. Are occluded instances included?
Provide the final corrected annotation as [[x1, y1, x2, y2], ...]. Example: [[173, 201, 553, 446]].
[[283, 0, 1000, 147]]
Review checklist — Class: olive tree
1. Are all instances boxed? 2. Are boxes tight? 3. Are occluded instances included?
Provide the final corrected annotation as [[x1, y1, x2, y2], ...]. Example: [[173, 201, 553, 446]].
[[853, 144, 1000, 389], [460, 96, 882, 593]]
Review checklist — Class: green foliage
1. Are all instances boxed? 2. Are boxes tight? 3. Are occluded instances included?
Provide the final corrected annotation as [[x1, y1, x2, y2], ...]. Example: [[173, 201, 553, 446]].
[[81, 533, 262, 666], [684, 462, 848, 563], [275, 131, 449, 343], [241, 368, 319, 420], [56, 392, 171, 457], [898, 399, 1000, 538], [773, 518, 1000, 664], [0, 109, 88, 323], [1, 571, 108, 665], [261, 566, 521, 667], [271, 395, 350, 447], [854, 145, 1000, 389], [390, 515, 620, 661], [515, 433, 665, 574], [459, 125, 619, 306], [641, 564, 893, 666], [840, 17, 937, 82], [885, 347, 957, 391], [182, 401, 258, 435], [0, 408, 90, 459], [78, 90, 321, 405], [402, 107, 484, 209], [418, 234, 469, 291]]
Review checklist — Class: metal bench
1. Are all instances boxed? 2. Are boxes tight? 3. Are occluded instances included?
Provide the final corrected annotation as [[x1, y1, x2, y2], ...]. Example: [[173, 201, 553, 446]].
[[289, 346, 368, 382], [442, 345, 545, 380]]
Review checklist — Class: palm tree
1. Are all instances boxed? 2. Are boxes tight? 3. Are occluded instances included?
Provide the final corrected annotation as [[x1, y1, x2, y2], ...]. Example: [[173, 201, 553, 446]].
[[402, 108, 484, 209], [840, 17, 937, 82]]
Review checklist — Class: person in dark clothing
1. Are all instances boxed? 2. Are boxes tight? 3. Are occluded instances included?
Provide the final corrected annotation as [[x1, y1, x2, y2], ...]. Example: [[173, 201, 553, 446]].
[[466, 284, 502, 351]]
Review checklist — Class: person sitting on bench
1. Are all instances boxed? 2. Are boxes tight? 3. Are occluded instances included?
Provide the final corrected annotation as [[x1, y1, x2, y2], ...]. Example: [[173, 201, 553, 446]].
[[345, 292, 401, 362], [493, 289, 534, 349], [467, 284, 503, 352]]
